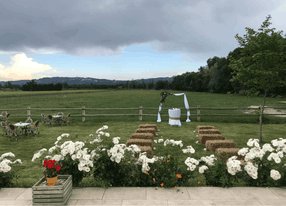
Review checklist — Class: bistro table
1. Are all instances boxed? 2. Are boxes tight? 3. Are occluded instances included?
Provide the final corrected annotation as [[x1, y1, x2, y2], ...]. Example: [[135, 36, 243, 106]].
[[14, 122, 31, 136]]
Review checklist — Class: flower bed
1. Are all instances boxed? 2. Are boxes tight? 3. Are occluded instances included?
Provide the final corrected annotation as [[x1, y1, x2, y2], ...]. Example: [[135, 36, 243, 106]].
[[1, 125, 286, 189]]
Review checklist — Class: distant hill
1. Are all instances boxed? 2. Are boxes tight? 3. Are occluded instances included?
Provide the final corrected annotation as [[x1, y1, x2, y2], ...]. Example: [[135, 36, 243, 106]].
[[0, 76, 174, 86]]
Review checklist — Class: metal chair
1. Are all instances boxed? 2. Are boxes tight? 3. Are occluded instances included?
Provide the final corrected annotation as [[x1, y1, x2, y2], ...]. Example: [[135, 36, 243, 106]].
[[1, 121, 9, 136], [25, 117, 33, 124], [1, 111, 7, 117], [41, 113, 48, 126], [8, 124, 17, 139], [47, 114, 55, 127], [61, 113, 71, 126], [1, 112, 10, 123], [27, 120, 40, 136]]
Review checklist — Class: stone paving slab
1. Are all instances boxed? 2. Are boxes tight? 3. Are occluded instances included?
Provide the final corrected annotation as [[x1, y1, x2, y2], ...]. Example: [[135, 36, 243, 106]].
[[0, 187, 285, 206]]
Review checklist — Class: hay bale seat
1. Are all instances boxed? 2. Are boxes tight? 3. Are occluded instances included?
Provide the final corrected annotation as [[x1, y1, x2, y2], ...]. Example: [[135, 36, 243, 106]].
[[131, 146, 153, 160], [126, 139, 153, 151], [130, 133, 154, 142], [196, 126, 216, 133], [138, 124, 158, 132], [215, 148, 245, 163], [199, 134, 225, 144], [206, 140, 236, 152], [198, 129, 221, 135], [136, 128, 156, 136]]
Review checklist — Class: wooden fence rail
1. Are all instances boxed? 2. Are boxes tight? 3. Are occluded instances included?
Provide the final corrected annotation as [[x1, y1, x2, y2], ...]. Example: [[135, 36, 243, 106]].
[[1, 106, 286, 125]]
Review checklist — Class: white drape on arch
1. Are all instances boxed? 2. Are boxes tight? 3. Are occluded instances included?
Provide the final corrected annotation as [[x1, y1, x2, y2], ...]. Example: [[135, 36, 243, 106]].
[[157, 93, 191, 123]]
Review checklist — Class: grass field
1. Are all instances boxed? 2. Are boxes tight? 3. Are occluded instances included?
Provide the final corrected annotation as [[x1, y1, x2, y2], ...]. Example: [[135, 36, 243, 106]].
[[0, 89, 285, 188]]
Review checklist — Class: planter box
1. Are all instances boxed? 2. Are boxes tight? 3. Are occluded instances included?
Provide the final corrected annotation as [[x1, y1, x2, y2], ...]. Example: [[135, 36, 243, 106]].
[[32, 175, 72, 205]]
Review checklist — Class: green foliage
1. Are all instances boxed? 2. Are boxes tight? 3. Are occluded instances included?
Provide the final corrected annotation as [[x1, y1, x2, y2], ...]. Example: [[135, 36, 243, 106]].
[[91, 145, 139, 188], [0, 167, 20, 188], [155, 80, 170, 90], [198, 153, 240, 188], [208, 57, 233, 93], [228, 14, 286, 98], [56, 155, 87, 187], [159, 91, 173, 103]]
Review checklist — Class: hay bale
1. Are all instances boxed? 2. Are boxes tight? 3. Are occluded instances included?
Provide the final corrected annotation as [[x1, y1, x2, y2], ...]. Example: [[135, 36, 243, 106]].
[[139, 124, 158, 132], [198, 129, 221, 135], [196, 126, 216, 133], [130, 133, 154, 142], [131, 146, 153, 160], [206, 140, 236, 152], [199, 134, 225, 144], [126, 139, 153, 151], [215, 148, 245, 163], [136, 128, 156, 136]]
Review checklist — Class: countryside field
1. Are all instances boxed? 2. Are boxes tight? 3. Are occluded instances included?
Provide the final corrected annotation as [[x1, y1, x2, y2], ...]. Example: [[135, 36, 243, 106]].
[[0, 89, 286, 188]]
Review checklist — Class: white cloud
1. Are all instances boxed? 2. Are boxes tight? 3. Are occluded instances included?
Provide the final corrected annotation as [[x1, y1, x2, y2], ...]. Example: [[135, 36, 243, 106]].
[[0, 53, 55, 81], [71, 69, 74, 71]]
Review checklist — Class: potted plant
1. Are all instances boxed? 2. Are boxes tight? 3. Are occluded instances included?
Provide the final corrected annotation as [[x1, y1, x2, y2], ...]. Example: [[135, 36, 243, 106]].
[[42, 159, 61, 186]]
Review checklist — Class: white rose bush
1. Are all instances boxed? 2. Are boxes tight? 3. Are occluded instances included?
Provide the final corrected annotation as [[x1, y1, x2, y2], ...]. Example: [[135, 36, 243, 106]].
[[0, 126, 285, 188]]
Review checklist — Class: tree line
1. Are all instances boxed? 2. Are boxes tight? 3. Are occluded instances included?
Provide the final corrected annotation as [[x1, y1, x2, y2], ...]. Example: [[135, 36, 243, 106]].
[[0, 15, 285, 99], [2, 47, 283, 97], [1, 48, 285, 96]]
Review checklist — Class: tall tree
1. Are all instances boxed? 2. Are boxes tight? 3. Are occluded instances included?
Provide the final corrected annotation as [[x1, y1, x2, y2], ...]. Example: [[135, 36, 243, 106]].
[[228, 14, 286, 144], [227, 47, 254, 93], [207, 57, 233, 93]]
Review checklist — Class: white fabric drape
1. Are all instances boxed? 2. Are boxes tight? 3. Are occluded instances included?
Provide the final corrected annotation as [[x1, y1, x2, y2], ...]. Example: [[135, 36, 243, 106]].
[[157, 93, 191, 123], [173, 93, 191, 122], [157, 103, 163, 122], [168, 109, 181, 126]]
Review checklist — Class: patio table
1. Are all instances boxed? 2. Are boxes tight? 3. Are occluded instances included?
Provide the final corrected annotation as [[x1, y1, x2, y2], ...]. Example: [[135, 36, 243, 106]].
[[14, 122, 31, 136]]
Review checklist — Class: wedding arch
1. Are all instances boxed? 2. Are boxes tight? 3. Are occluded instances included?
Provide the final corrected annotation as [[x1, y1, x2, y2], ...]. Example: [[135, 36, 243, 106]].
[[157, 91, 191, 123]]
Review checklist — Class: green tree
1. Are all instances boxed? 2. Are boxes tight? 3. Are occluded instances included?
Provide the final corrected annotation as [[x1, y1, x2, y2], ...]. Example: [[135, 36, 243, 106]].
[[148, 79, 154, 90], [207, 57, 234, 93], [197, 65, 212, 92], [7, 81, 13, 89], [228, 14, 286, 144], [155, 80, 170, 90], [227, 47, 254, 93], [170, 75, 184, 90]]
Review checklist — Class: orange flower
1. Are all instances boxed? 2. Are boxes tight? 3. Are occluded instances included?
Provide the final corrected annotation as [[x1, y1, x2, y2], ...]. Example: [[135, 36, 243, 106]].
[[154, 169, 157, 172], [167, 160, 170, 162], [160, 162, 161, 164], [146, 172, 149, 175], [168, 154, 171, 157], [174, 186, 177, 189], [153, 178, 155, 181], [176, 174, 182, 178], [161, 183, 164, 187], [198, 182, 200, 184]]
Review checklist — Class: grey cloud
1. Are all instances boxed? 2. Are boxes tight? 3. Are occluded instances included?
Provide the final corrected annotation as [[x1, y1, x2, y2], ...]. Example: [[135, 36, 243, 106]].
[[0, 0, 285, 58]]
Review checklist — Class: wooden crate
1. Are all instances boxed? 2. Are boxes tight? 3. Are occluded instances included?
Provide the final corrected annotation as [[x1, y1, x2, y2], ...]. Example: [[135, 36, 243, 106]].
[[32, 175, 72, 205]]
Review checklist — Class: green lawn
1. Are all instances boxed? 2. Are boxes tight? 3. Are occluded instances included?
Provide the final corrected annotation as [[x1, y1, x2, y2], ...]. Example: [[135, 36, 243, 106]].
[[0, 89, 285, 188]]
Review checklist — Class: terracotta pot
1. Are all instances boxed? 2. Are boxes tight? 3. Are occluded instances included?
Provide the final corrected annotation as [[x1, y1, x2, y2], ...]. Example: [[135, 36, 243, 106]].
[[46, 175, 58, 186]]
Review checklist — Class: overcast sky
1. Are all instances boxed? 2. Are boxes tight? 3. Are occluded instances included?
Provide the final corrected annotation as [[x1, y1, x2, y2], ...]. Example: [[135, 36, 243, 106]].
[[0, 0, 285, 82]]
